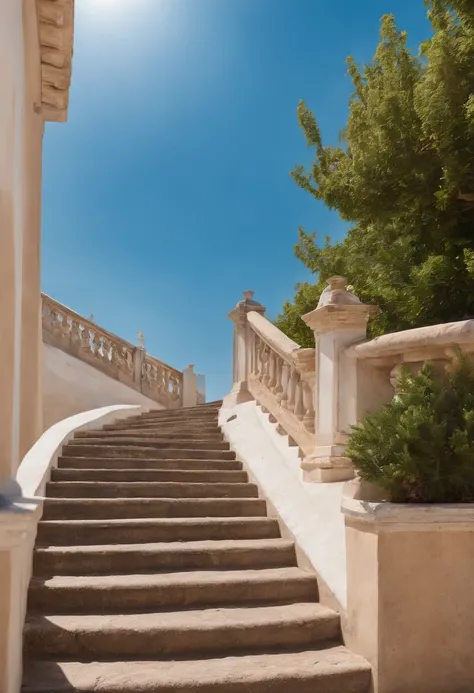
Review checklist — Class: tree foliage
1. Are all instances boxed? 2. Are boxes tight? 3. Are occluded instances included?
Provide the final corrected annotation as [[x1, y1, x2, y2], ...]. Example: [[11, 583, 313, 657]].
[[346, 350, 474, 503], [277, 1, 474, 345]]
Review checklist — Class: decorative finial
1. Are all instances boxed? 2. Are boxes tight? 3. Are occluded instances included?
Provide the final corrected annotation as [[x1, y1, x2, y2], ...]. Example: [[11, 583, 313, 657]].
[[327, 276, 348, 291], [243, 290, 255, 301], [88, 313, 94, 322], [137, 331, 145, 348], [316, 276, 362, 308]]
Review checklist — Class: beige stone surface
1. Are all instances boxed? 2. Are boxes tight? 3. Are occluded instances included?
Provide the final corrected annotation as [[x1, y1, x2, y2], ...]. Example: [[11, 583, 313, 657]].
[[23, 647, 371, 693], [42, 344, 162, 430], [343, 497, 474, 693]]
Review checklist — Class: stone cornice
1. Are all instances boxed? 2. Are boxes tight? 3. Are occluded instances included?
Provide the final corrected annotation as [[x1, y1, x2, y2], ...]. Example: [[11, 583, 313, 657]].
[[38, 0, 75, 122]]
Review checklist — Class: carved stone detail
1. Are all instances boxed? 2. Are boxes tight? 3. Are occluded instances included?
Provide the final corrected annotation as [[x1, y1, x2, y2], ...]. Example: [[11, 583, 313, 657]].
[[38, 0, 75, 122], [42, 293, 183, 408]]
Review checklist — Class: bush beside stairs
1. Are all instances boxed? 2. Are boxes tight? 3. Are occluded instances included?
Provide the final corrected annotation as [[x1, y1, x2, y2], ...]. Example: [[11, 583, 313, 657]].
[[21, 401, 371, 692]]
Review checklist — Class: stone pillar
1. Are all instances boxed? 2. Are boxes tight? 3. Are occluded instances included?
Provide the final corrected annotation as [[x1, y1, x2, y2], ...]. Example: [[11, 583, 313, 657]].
[[301, 277, 376, 482], [182, 365, 198, 408], [343, 487, 474, 693], [224, 291, 266, 407], [0, 505, 39, 693], [0, 0, 44, 485]]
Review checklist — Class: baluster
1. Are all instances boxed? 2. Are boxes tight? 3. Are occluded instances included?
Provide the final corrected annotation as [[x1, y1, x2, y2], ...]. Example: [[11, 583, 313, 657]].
[[43, 304, 54, 331], [80, 326, 92, 352], [302, 380, 315, 432], [274, 356, 284, 401], [101, 337, 112, 364], [171, 375, 181, 401], [268, 352, 277, 391], [280, 362, 290, 408], [92, 332, 102, 359], [286, 368, 298, 412], [251, 332, 259, 376], [294, 375, 305, 421], [59, 312, 70, 337], [262, 347, 271, 387], [70, 320, 81, 345]]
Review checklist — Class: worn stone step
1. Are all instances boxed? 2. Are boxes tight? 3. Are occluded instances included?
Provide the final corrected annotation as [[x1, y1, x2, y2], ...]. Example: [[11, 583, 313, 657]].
[[27, 567, 318, 614], [125, 413, 220, 425], [22, 647, 371, 693], [50, 468, 249, 483], [24, 603, 339, 659], [36, 517, 281, 546], [62, 445, 236, 460], [45, 481, 259, 499], [33, 538, 296, 576], [68, 437, 231, 450], [41, 497, 267, 521], [75, 429, 224, 441], [103, 421, 221, 432], [57, 456, 242, 470]]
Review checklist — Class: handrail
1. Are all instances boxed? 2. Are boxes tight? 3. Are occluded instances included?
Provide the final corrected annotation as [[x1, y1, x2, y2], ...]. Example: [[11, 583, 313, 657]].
[[345, 319, 474, 361], [41, 293, 183, 408]]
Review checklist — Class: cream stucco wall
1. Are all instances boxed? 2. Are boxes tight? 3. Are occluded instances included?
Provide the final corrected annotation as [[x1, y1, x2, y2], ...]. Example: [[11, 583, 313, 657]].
[[42, 344, 163, 430]]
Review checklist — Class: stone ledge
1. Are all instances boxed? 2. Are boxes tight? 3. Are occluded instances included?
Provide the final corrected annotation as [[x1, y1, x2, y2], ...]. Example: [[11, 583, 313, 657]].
[[38, 0, 75, 122], [342, 494, 474, 531]]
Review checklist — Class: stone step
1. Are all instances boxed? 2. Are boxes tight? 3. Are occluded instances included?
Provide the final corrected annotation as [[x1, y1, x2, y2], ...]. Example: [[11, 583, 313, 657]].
[[124, 413, 220, 425], [41, 497, 267, 521], [27, 567, 318, 614], [103, 421, 222, 432], [50, 468, 249, 483], [22, 647, 371, 693], [75, 429, 224, 441], [24, 603, 339, 659], [33, 538, 297, 576], [45, 481, 259, 499], [62, 445, 236, 460], [36, 517, 281, 546], [68, 437, 231, 450], [57, 456, 242, 470]]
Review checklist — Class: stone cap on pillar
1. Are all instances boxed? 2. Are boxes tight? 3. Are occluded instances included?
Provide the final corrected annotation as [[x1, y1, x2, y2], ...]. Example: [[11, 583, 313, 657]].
[[302, 276, 378, 333], [228, 291, 266, 324]]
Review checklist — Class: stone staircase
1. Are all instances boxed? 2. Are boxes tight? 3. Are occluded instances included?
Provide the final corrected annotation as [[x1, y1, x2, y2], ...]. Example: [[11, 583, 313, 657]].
[[21, 401, 371, 692]]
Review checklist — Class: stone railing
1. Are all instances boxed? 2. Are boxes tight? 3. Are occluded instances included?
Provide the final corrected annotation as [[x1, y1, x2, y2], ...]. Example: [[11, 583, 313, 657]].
[[345, 318, 474, 418], [246, 309, 316, 456], [42, 294, 187, 409], [225, 280, 374, 482], [226, 278, 474, 484]]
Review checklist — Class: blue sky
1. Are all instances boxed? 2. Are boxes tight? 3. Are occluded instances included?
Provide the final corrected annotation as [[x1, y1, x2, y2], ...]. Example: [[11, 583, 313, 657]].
[[42, 0, 431, 402]]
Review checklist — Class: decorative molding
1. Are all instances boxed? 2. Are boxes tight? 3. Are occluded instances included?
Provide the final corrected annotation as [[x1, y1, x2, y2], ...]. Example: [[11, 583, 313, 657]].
[[342, 495, 474, 532], [38, 0, 75, 122]]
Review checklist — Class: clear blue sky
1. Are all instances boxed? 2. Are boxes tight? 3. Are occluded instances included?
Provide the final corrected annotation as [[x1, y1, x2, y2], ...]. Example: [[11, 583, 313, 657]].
[[42, 0, 431, 402]]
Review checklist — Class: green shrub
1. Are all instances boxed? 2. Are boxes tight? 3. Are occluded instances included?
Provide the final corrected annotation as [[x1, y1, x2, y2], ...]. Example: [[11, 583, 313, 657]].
[[346, 350, 474, 503]]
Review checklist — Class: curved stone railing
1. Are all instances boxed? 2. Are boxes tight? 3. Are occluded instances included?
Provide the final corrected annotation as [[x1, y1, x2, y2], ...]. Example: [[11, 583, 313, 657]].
[[42, 294, 184, 408]]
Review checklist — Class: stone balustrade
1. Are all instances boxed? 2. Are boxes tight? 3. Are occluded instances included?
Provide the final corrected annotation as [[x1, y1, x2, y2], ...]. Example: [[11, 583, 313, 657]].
[[345, 318, 474, 402], [224, 279, 474, 484], [247, 310, 316, 456], [42, 294, 184, 409]]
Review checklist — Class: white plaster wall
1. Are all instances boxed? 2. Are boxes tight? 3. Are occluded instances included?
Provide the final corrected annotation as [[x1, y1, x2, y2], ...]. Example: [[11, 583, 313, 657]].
[[42, 344, 163, 431], [220, 401, 347, 609]]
